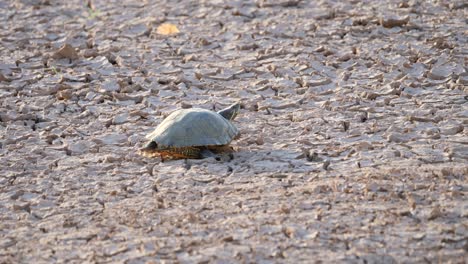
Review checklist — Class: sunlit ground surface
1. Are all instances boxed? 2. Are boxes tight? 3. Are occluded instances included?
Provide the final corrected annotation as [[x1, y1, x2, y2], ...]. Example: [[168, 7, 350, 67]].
[[0, 0, 466, 262]]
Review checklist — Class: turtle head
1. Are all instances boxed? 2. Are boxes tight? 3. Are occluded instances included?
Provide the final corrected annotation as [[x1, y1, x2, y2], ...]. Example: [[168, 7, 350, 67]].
[[140, 141, 158, 153], [217, 102, 240, 121]]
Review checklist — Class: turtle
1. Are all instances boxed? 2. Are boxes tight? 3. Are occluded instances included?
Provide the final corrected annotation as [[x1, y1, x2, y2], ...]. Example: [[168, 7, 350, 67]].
[[140, 102, 240, 160]]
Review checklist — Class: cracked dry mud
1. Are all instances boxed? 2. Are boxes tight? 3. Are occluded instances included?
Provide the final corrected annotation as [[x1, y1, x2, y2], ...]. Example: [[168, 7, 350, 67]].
[[0, 0, 467, 263]]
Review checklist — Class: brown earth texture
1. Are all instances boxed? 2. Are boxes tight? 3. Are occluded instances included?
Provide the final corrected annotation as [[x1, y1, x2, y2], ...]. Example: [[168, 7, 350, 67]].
[[1, 0, 467, 263]]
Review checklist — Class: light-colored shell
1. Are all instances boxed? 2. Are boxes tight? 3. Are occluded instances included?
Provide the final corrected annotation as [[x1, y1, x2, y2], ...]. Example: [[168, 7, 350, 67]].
[[146, 108, 238, 148]]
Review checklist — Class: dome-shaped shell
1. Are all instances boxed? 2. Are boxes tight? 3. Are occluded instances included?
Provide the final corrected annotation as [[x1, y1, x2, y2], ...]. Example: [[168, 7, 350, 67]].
[[146, 108, 238, 148]]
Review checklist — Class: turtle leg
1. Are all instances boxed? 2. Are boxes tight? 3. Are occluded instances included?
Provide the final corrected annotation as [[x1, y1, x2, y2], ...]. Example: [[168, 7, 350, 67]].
[[208, 145, 235, 153], [199, 149, 217, 159], [206, 145, 236, 161]]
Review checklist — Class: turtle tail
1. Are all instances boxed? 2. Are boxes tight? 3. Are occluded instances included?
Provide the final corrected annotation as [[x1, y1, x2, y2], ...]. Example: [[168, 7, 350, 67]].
[[217, 102, 240, 121]]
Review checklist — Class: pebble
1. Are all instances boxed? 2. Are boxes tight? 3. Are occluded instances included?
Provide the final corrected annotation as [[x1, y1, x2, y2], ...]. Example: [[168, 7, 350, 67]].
[[67, 141, 90, 155], [52, 44, 79, 60], [379, 16, 410, 28], [113, 113, 130, 125], [99, 80, 120, 93], [386, 133, 410, 143], [428, 65, 453, 80]]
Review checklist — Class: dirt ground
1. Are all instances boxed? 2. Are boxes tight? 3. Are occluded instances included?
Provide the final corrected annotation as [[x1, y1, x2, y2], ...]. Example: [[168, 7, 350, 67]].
[[1, 0, 467, 263]]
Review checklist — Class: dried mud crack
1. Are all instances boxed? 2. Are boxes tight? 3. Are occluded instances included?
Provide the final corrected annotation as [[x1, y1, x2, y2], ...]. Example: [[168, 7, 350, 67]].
[[0, 0, 467, 263]]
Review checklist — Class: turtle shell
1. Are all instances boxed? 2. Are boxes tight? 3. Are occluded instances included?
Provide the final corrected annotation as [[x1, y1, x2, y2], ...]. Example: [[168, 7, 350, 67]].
[[146, 108, 239, 148]]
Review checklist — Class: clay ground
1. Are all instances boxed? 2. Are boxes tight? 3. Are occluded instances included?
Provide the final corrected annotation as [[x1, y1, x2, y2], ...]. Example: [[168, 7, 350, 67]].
[[0, 0, 467, 263]]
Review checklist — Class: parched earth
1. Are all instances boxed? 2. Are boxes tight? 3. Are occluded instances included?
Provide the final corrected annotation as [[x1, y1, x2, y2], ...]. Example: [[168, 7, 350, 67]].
[[0, 0, 467, 263]]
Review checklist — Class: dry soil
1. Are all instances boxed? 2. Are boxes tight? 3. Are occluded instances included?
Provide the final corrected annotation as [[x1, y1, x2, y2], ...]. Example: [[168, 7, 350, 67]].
[[1, 0, 467, 263]]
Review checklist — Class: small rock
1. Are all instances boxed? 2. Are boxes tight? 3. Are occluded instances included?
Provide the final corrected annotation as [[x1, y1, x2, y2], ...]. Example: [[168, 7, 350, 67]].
[[56, 90, 73, 100], [380, 16, 409, 28], [113, 93, 143, 103], [322, 160, 330, 170], [337, 53, 353, 62], [341, 72, 351, 81], [366, 182, 380, 192], [255, 136, 264, 145], [305, 150, 322, 162], [307, 78, 332, 87], [113, 113, 129, 125], [407, 194, 417, 210], [456, 75, 468, 85], [52, 44, 79, 60], [126, 23, 151, 37], [440, 124, 463, 135], [67, 141, 90, 155], [120, 84, 142, 93], [82, 49, 99, 58], [358, 112, 368, 122], [99, 80, 120, 93], [398, 2, 409, 8], [282, 226, 296, 238], [412, 233, 425, 241], [361, 91, 379, 100], [359, 254, 397, 264], [129, 110, 149, 118], [428, 205, 443, 220], [180, 102, 192, 109], [0, 73, 11, 82], [428, 65, 453, 80], [448, 146, 468, 160], [104, 154, 124, 163], [313, 185, 330, 194], [355, 141, 373, 151], [386, 133, 410, 143], [342, 121, 350, 131], [10, 190, 25, 200], [12, 203, 31, 213]]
